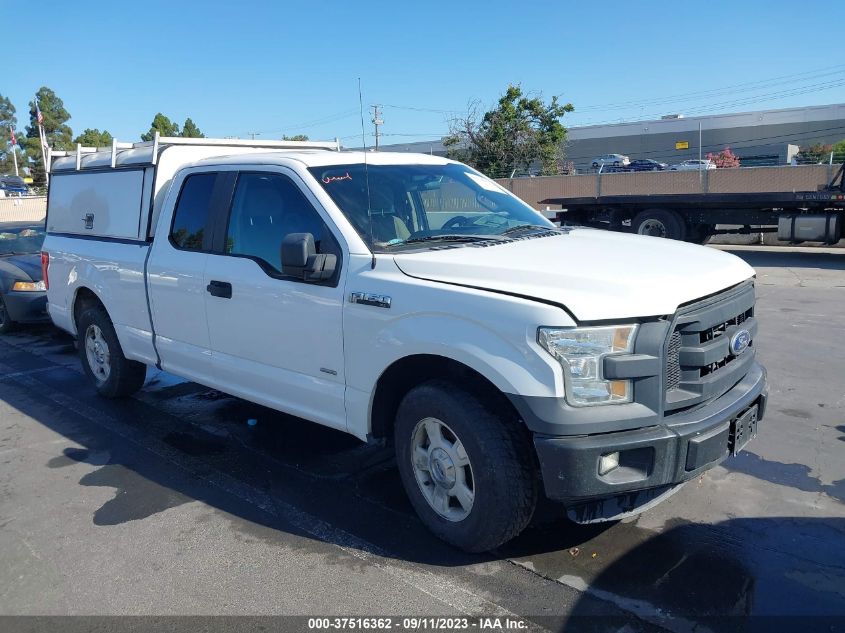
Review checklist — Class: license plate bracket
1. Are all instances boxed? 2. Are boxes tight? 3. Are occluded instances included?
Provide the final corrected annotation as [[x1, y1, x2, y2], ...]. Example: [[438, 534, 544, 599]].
[[729, 404, 758, 456]]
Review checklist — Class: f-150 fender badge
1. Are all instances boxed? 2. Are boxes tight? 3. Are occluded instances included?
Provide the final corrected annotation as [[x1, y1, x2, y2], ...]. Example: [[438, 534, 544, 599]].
[[350, 292, 391, 309], [729, 329, 751, 356]]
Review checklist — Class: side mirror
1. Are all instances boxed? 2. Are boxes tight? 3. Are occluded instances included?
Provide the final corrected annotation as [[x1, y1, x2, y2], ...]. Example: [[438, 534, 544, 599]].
[[281, 233, 336, 282]]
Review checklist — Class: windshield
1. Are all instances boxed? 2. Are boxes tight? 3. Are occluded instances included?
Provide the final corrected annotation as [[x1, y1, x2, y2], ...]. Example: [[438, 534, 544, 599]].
[[0, 224, 46, 255], [309, 163, 554, 252]]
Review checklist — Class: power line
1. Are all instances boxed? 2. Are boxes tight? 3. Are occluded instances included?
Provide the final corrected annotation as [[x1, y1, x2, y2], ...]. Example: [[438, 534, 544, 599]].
[[382, 103, 460, 114], [573, 63, 845, 113], [236, 108, 360, 138], [576, 79, 845, 126]]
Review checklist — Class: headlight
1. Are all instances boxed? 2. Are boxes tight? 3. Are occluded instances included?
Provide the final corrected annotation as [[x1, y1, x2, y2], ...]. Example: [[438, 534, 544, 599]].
[[538, 325, 638, 406], [11, 280, 46, 292]]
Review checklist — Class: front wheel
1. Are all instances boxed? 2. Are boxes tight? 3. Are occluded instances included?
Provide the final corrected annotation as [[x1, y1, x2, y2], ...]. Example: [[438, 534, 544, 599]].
[[77, 305, 147, 398], [395, 380, 538, 552]]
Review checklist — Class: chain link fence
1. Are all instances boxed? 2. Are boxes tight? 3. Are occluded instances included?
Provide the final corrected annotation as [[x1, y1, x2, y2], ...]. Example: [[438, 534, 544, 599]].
[[0, 196, 47, 223]]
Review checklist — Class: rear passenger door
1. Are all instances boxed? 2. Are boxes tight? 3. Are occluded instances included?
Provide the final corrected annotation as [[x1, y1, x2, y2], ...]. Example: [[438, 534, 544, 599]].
[[148, 170, 222, 384], [203, 168, 348, 431]]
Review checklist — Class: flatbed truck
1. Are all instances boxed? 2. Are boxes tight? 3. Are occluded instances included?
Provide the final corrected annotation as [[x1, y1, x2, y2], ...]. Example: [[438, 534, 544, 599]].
[[535, 161, 845, 243]]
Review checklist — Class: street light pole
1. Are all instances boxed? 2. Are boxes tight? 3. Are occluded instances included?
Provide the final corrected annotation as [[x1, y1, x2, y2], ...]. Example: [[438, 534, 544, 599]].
[[698, 121, 702, 167]]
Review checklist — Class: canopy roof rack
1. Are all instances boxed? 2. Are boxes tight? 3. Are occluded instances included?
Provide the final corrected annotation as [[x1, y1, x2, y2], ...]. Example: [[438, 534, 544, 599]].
[[50, 132, 342, 172]]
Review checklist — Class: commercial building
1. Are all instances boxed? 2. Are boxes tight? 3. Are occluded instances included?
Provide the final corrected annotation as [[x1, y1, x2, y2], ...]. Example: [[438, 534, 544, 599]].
[[378, 102, 845, 172]]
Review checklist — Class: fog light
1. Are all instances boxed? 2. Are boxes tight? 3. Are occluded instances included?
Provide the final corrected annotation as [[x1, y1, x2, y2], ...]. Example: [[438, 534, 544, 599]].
[[599, 452, 620, 476]]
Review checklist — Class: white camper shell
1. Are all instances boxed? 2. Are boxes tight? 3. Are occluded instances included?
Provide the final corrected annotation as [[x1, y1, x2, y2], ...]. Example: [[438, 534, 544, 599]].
[[48, 134, 341, 241]]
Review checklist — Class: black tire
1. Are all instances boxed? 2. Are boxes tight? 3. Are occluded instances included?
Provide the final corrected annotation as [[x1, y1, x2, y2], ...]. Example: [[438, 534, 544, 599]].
[[77, 305, 147, 398], [687, 223, 714, 245], [631, 209, 687, 241], [394, 380, 538, 552], [0, 295, 15, 334]]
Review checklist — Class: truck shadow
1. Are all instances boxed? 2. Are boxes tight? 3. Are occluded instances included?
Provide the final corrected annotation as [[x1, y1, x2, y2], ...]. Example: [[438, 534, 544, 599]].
[[2, 339, 844, 622], [718, 248, 845, 270], [548, 516, 845, 629]]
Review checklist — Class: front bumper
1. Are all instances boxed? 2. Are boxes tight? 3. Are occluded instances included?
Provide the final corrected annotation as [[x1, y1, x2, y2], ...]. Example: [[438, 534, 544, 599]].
[[3, 291, 49, 323], [532, 361, 767, 520]]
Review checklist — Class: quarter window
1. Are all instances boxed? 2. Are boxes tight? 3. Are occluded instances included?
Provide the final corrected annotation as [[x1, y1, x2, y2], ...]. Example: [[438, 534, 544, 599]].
[[226, 173, 328, 274], [170, 173, 216, 250]]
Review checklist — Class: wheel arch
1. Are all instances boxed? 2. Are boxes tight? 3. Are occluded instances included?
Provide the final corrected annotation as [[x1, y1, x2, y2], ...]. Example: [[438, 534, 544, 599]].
[[71, 286, 108, 335], [369, 354, 522, 441]]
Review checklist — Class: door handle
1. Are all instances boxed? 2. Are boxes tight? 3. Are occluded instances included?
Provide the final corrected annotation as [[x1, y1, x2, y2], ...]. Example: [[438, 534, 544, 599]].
[[207, 280, 232, 299]]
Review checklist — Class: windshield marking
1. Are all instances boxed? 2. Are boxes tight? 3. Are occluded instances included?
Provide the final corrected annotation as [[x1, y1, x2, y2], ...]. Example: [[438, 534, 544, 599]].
[[321, 172, 352, 185]]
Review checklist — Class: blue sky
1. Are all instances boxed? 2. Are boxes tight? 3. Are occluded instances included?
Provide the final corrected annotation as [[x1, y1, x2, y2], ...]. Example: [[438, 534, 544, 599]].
[[5, 0, 844, 145]]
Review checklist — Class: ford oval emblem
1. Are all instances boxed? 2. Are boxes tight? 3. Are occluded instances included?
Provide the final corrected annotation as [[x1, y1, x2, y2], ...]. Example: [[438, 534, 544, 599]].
[[729, 329, 751, 356]]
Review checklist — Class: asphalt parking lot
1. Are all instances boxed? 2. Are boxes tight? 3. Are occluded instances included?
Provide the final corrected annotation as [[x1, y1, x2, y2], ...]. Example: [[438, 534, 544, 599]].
[[0, 246, 843, 631]]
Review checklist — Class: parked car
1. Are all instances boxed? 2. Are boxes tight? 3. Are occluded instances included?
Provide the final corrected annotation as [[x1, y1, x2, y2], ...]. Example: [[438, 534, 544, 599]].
[[0, 222, 48, 333], [670, 159, 716, 171], [0, 176, 29, 197], [591, 154, 630, 169], [626, 159, 667, 172], [43, 137, 766, 552]]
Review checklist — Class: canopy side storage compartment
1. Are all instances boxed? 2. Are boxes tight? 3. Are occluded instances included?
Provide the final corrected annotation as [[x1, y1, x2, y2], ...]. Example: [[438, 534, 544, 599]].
[[47, 168, 152, 240]]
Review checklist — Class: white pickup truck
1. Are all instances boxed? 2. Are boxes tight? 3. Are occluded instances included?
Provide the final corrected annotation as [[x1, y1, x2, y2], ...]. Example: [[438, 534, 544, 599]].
[[42, 136, 767, 551]]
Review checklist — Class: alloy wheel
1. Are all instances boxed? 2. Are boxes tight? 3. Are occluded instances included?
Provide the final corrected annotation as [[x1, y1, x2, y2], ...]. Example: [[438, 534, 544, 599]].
[[84, 324, 111, 384], [410, 417, 475, 522]]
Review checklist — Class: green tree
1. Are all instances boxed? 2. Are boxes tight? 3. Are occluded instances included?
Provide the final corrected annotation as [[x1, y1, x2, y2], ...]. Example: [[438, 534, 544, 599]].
[[23, 87, 73, 186], [833, 139, 845, 162], [0, 93, 21, 176], [74, 128, 113, 148], [180, 117, 204, 138], [796, 143, 833, 164], [141, 113, 180, 141], [444, 85, 574, 178], [282, 134, 309, 141]]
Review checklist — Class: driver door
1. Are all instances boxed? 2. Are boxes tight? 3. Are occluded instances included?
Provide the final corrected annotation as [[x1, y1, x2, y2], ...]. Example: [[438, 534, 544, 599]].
[[203, 169, 347, 431]]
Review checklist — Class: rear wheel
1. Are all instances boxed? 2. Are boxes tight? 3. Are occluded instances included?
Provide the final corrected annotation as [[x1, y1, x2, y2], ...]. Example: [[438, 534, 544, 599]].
[[77, 305, 147, 398], [0, 295, 14, 334], [687, 223, 714, 245], [394, 380, 538, 552], [631, 209, 687, 241]]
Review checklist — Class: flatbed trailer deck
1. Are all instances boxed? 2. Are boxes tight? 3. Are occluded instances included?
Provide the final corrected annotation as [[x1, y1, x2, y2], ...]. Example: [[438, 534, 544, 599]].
[[541, 161, 845, 244]]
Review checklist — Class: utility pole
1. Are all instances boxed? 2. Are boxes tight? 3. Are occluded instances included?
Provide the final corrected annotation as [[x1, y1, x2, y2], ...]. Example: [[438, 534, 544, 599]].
[[371, 104, 383, 150], [698, 121, 702, 166], [248, 131, 260, 141]]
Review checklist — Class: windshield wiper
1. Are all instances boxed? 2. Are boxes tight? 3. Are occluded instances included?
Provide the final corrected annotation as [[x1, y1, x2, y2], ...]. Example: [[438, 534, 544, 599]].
[[397, 234, 507, 246], [500, 224, 556, 236]]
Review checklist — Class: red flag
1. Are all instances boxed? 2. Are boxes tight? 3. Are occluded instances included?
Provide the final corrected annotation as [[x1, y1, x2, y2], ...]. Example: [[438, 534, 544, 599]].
[[8, 126, 16, 146]]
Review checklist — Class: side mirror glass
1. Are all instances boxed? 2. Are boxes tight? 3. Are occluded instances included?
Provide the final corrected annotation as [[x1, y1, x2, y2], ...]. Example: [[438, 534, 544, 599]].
[[281, 233, 336, 282]]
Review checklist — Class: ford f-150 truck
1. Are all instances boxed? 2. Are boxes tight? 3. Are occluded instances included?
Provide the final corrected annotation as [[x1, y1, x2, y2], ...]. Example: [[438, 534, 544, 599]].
[[42, 136, 767, 551]]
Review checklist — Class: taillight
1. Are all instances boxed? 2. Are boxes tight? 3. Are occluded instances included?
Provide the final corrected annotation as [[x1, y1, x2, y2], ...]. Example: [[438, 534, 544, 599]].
[[41, 251, 49, 290]]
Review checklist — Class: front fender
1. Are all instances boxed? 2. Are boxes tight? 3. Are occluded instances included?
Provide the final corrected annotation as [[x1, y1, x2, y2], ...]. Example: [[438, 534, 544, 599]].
[[361, 312, 560, 399]]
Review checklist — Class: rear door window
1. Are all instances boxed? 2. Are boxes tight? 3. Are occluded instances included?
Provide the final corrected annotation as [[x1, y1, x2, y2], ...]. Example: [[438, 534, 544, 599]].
[[170, 173, 217, 250]]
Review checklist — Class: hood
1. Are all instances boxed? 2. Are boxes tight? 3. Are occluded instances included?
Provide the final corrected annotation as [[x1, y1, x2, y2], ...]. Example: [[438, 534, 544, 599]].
[[0, 253, 42, 282], [392, 229, 755, 322]]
